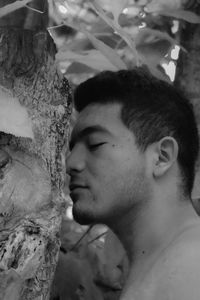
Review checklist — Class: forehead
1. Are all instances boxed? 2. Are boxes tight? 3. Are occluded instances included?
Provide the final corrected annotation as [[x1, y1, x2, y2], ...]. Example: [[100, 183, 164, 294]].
[[73, 103, 123, 134]]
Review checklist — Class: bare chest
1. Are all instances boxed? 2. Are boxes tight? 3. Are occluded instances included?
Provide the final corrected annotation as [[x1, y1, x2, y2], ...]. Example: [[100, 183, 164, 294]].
[[120, 262, 164, 300]]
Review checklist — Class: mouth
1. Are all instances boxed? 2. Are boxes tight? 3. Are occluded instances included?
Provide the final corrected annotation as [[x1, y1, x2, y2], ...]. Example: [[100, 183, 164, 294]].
[[69, 184, 88, 192]]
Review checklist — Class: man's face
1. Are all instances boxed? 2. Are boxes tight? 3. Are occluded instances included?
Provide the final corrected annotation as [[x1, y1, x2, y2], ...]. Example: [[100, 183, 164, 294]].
[[66, 103, 150, 225]]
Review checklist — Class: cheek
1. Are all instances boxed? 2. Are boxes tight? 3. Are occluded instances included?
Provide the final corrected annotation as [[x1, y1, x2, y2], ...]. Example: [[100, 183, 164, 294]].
[[98, 161, 148, 203], [88, 148, 130, 177], [87, 147, 146, 194]]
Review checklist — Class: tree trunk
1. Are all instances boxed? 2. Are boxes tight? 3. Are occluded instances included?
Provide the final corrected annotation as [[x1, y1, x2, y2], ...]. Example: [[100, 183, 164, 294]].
[[0, 1, 72, 299], [175, 2, 200, 206]]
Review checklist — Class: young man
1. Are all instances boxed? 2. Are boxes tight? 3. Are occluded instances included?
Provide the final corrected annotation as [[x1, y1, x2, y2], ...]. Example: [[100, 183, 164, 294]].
[[66, 68, 200, 300]]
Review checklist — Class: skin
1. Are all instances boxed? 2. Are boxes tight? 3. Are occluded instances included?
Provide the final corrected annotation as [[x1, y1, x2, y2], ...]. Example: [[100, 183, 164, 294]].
[[66, 103, 200, 300], [66, 103, 148, 226]]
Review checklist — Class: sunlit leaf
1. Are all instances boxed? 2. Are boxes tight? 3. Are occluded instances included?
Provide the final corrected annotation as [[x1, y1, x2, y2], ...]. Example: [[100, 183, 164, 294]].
[[56, 49, 120, 71], [90, 1, 139, 65], [84, 31, 127, 70], [135, 28, 185, 71], [148, 64, 170, 82], [157, 10, 200, 24], [140, 53, 171, 82], [0, 0, 32, 18], [102, 0, 129, 24], [0, 87, 34, 139]]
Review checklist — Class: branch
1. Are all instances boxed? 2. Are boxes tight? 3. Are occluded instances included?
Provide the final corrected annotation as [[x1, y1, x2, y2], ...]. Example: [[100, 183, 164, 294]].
[[0, 0, 32, 19]]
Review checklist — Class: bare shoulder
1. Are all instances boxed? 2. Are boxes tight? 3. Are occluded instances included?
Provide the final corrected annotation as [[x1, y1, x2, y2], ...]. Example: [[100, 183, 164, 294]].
[[155, 222, 200, 300], [166, 221, 200, 264]]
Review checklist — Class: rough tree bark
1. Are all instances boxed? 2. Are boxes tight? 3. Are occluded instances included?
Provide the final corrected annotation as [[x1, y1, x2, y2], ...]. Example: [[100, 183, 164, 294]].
[[175, 1, 200, 204], [0, 1, 72, 299]]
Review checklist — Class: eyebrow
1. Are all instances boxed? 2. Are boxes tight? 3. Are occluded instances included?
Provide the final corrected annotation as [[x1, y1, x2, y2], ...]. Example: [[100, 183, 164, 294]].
[[69, 125, 111, 151]]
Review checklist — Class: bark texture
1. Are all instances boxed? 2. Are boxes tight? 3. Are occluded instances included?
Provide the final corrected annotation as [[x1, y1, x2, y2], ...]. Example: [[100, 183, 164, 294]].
[[0, 5, 72, 299]]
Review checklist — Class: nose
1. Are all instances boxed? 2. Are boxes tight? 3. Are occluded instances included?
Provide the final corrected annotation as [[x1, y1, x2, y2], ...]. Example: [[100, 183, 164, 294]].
[[66, 145, 85, 175]]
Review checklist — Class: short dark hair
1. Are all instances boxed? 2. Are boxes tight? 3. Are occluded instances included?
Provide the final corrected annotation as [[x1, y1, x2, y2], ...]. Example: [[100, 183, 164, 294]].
[[74, 68, 199, 196]]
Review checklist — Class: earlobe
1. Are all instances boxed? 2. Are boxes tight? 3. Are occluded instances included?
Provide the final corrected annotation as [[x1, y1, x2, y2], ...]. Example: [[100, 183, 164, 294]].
[[153, 137, 178, 178]]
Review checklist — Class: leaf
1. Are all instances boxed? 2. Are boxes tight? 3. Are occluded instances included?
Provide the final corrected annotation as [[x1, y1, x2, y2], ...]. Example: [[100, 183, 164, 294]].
[[137, 40, 171, 66], [157, 10, 200, 24], [64, 20, 127, 70], [105, 0, 129, 24], [0, 87, 34, 139], [82, 31, 127, 70], [145, 0, 182, 13], [90, 1, 140, 65], [67, 62, 96, 74], [140, 53, 171, 82], [0, 0, 32, 18], [137, 28, 177, 47], [56, 49, 119, 71]]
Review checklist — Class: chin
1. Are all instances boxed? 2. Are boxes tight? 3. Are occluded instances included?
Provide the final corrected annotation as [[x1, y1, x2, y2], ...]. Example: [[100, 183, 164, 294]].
[[72, 207, 95, 225]]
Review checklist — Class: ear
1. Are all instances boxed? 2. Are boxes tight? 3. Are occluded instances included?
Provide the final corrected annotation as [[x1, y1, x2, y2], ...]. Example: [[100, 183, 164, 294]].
[[153, 136, 179, 178]]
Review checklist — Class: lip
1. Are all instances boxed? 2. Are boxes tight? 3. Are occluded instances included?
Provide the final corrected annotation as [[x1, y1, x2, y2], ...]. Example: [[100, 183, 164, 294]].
[[69, 183, 88, 192]]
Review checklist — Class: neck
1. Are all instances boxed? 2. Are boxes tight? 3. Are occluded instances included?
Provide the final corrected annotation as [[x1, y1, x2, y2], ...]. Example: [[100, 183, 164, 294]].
[[108, 191, 198, 268]]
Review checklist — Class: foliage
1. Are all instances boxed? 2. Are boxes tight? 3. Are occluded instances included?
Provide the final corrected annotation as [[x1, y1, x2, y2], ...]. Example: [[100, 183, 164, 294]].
[[0, 0, 32, 18], [1, 0, 200, 85], [49, 0, 200, 84]]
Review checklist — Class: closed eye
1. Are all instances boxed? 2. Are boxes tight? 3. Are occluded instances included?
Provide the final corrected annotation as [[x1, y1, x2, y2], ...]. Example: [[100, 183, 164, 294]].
[[89, 142, 106, 150]]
